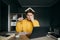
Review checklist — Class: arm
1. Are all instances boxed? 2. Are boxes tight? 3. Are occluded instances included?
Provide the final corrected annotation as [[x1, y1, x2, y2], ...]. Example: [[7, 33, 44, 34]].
[[16, 21, 22, 33], [30, 15, 40, 27], [32, 20, 40, 27], [16, 17, 23, 33]]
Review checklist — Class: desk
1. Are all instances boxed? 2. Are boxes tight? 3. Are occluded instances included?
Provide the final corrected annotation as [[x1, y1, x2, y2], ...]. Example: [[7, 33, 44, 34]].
[[18, 35, 29, 40], [9, 35, 30, 40], [0, 32, 30, 40]]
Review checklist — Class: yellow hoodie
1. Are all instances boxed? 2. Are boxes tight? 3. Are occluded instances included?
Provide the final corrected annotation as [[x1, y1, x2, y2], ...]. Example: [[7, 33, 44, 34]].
[[16, 19, 40, 33]]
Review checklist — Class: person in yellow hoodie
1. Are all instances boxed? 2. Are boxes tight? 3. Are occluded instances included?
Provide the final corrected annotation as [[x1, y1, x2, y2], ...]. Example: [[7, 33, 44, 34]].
[[16, 9, 40, 37]]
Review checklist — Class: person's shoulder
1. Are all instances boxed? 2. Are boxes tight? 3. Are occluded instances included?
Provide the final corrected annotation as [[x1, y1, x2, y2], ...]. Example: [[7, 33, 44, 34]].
[[34, 19, 39, 21], [16, 21, 23, 23], [23, 19, 27, 21], [16, 21, 20, 23]]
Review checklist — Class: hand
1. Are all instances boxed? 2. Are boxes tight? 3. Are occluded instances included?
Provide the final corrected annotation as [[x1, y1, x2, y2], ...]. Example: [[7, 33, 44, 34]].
[[18, 17, 23, 21], [30, 15, 34, 22]]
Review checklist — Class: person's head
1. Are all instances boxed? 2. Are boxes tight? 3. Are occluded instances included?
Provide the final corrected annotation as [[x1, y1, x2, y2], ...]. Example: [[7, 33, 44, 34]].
[[25, 9, 35, 20]]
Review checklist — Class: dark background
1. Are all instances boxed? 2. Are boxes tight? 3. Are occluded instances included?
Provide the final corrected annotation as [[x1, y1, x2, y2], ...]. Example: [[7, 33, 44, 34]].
[[0, 0, 60, 38]]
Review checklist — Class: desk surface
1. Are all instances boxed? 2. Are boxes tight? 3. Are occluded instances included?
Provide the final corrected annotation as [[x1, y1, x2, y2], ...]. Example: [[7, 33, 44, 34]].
[[19, 35, 29, 40], [9, 35, 30, 40]]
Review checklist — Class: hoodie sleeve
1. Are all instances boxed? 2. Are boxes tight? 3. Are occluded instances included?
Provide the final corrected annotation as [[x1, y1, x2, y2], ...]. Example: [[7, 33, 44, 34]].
[[32, 20, 40, 27]]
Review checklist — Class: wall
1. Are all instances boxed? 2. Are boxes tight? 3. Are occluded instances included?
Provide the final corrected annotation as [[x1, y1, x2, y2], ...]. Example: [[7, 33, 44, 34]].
[[0, 0, 1, 32], [50, 0, 60, 30], [0, 1, 8, 32]]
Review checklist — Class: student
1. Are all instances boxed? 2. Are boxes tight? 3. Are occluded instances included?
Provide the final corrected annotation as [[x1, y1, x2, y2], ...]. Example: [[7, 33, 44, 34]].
[[16, 8, 40, 37]]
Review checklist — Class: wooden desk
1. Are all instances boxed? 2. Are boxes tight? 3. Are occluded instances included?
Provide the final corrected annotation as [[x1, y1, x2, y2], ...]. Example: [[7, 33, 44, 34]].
[[9, 35, 30, 40], [18, 35, 30, 40]]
